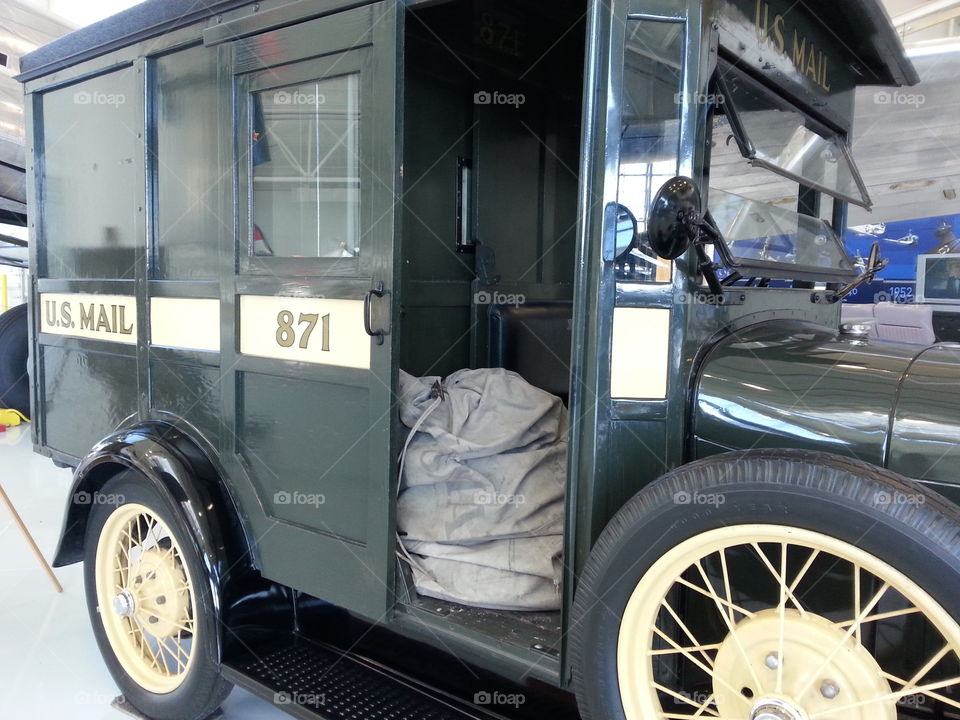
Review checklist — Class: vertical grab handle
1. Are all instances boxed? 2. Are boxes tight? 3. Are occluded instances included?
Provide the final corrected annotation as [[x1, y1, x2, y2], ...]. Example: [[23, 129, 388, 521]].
[[364, 281, 386, 345]]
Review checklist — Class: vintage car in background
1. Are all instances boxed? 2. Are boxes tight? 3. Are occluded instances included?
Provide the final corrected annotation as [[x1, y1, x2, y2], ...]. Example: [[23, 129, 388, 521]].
[[16, 0, 960, 719]]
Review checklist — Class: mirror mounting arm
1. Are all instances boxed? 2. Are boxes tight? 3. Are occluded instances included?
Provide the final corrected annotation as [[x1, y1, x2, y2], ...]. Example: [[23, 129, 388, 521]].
[[692, 212, 726, 296], [693, 235, 723, 296], [830, 241, 887, 303]]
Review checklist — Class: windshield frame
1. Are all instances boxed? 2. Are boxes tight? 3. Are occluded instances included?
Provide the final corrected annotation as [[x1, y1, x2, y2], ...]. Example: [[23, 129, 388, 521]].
[[714, 61, 872, 210]]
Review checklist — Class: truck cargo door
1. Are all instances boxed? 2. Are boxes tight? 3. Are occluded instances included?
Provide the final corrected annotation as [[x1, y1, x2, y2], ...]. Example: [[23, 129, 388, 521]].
[[224, 2, 400, 620]]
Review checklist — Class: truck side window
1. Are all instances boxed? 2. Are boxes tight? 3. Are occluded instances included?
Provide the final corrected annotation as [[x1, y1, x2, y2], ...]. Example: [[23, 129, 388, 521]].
[[248, 73, 361, 259], [615, 19, 683, 284]]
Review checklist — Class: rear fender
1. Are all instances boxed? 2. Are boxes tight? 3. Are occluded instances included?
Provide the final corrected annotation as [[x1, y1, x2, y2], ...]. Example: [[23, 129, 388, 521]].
[[53, 422, 256, 656]]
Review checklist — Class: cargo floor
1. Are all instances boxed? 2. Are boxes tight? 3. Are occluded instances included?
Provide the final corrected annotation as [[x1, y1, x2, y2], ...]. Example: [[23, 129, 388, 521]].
[[407, 596, 562, 658]]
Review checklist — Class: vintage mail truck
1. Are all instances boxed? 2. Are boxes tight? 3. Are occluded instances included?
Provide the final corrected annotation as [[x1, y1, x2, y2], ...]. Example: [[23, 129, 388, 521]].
[[17, 0, 960, 719]]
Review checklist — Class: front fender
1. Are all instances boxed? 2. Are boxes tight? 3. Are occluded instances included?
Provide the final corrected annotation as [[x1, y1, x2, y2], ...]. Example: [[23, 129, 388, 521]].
[[693, 320, 924, 465]]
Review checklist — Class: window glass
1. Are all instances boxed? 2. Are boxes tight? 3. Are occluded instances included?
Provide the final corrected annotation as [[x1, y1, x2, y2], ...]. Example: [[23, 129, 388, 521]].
[[249, 73, 360, 259], [719, 66, 870, 209], [41, 70, 139, 279], [615, 19, 684, 283], [710, 187, 855, 274], [155, 46, 221, 280]]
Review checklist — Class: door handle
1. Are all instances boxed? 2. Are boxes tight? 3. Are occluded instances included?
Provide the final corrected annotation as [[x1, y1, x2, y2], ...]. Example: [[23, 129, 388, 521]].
[[363, 281, 387, 345]]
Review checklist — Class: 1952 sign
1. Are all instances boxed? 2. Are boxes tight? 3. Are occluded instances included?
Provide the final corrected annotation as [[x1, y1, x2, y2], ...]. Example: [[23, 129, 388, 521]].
[[39, 293, 137, 344]]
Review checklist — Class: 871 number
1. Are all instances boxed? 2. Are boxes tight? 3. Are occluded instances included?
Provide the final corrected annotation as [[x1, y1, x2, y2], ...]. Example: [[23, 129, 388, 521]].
[[276, 311, 330, 351]]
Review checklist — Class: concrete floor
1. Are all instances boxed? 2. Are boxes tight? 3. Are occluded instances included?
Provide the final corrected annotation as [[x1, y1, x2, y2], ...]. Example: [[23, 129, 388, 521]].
[[0, 423, 287, 719]]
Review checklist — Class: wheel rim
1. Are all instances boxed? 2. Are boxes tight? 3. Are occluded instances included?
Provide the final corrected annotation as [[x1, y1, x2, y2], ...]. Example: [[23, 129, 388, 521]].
[[95, 503, 198, 693], [617, 524, 960, 720]]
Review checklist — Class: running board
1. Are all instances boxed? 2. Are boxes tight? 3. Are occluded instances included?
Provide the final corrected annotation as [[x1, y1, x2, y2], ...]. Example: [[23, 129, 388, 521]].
[[222, 633, 509, 720]]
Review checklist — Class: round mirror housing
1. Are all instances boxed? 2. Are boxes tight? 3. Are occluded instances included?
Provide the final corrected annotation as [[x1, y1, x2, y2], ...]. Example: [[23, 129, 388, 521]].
[[614, 204, 639, 260], [648, 176, 703, 260]]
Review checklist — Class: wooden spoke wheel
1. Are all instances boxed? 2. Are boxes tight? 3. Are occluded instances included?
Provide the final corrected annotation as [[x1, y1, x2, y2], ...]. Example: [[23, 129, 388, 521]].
[[84, 474, 232, 720], [572, 452, 960, 720], [94, 503, 197, 693], [618, 525, 960, 720]]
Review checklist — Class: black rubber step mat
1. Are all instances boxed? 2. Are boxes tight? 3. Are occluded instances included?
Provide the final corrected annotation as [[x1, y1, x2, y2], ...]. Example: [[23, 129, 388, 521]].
[[223, 633, 508, 720]]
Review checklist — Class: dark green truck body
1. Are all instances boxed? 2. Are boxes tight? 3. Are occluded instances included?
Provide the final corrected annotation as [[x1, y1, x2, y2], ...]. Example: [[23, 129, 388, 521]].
[[19, 0, 934, 702]]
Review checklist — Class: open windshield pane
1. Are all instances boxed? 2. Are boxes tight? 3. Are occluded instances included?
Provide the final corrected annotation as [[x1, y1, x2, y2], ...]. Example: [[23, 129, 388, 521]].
[[719, 66, 871, 209], [710, 188, 856, 279]]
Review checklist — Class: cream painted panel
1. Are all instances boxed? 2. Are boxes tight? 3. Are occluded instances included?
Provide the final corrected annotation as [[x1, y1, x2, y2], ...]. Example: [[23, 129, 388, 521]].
[[150, 297, 220, 352], [611, 307, 670, 399], [239, 295, 370, 370]]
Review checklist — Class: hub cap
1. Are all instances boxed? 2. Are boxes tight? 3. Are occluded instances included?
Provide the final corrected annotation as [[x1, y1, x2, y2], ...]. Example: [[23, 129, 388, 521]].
[[750, 697, 805, 720], [113, 589, 136, 617]]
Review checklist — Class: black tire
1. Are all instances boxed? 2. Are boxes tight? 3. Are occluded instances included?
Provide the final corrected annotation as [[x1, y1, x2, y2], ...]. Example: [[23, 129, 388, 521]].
[[0, 303, 29, 416], [571, 449, 960, 720], [84, 473, 232, 720]]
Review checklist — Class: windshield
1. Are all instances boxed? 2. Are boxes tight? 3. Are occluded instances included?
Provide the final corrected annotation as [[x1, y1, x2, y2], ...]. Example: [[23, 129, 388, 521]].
[[709, 188, 856, 280], [718, 64, 871, 209]]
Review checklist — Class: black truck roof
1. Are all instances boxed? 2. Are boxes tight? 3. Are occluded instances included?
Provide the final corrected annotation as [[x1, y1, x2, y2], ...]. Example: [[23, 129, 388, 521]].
[[17, 0, 917, 86], [16, 0, 250, 82]]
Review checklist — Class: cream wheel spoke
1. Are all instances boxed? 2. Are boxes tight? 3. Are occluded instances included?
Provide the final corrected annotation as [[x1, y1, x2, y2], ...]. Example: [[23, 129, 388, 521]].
[[838, 605, 921, 628], [651, 683, 720, 717], [809, 675, 960, 717], [674, 576, 755, 620], [793, 581, 890, 700], [691, 692, 717, 718], [776, 543, 787, 694], [165, 636, 191, 673], [650, 643, 723, 657], [751, 542, 807, 617], [879, 669, 960, 712], [657, 598, 717, 668], [693, 560, 764, 693], [164, 617, 196, 635], [854, 563, 862, 644], [718, 549, 734, 626], [652, 626, 752, 707], [139, 627, 165, 673], [787, 548, 819, 596]]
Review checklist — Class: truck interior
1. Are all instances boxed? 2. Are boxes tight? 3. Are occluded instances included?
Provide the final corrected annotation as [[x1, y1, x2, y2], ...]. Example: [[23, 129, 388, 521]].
[[399, 0, 585, 393], [395, 0, 587, 654]]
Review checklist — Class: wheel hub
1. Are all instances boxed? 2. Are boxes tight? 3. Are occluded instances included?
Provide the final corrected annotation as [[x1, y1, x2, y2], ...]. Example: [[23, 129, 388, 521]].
[[112, 588, 136, 617], [712, 608, 896, 720], [750, 697, 806, 720], [127, 547, 190, 638]]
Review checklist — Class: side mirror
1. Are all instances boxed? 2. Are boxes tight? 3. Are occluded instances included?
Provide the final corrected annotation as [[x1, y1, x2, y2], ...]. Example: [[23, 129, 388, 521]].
[[614, 204, 639, 260], [648, 176, 703, 260]]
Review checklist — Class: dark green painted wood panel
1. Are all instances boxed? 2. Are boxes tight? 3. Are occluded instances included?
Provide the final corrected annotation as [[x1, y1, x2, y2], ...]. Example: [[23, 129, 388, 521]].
[[591, 420, 668, 543], [41, 346, 138, 456], [150, 360, 223, 448], [238, 371, 370, 544]]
